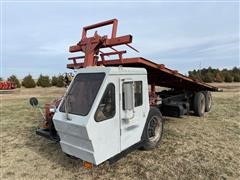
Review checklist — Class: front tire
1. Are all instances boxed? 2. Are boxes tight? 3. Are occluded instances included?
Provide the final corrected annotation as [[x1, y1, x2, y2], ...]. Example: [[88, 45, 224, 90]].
[[141, 107, 164, 150]]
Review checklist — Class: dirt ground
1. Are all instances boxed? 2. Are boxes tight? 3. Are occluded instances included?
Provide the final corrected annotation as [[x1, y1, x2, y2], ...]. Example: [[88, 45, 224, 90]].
[[1, 83, 240, 180]]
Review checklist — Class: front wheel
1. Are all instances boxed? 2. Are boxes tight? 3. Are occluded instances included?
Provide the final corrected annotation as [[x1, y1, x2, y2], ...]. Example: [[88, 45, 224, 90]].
[[141, 107, 164, 150]]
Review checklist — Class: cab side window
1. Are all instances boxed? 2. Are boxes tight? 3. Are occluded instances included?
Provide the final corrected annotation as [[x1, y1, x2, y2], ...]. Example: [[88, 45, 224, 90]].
[[134, 81, 142, 107], [95, 83, 115, 122], [122, 81, 142, 110]]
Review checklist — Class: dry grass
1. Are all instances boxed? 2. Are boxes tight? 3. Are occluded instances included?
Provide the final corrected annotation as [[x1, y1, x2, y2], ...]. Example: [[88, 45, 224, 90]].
[[1, 84, 240, 180]]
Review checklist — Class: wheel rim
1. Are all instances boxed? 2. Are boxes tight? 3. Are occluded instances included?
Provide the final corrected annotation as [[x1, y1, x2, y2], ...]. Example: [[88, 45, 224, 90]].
[[200, 96, 205, 114], [147, 116, 162, 143], [208, 94, 212, 109]]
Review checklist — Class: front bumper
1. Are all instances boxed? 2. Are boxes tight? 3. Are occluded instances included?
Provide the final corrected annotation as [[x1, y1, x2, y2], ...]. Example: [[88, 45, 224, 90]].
[[36, 128, 60, 142]]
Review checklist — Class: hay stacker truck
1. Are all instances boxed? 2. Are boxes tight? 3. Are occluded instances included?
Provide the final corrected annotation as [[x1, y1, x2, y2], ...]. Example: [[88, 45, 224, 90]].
[[32, 19, 218, 166]]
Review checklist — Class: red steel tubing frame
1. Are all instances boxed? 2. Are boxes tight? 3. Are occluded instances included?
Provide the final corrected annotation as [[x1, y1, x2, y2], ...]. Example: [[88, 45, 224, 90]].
[[81, 19, 118, 39], [67, 19, 218, 92], [69, 19, 132, 68]]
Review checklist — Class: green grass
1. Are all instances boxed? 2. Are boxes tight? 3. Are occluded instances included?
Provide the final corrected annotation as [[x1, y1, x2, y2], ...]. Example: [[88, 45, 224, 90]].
[[1, 87, 240, 180]]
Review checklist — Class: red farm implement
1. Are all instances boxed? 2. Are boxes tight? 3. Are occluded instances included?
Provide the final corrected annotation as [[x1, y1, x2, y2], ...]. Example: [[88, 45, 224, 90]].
[[0, 81, 17, 91]]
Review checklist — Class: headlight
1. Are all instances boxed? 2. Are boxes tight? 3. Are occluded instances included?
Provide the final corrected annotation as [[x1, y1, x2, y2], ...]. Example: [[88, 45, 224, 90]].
[[49, 106, 56, 113]]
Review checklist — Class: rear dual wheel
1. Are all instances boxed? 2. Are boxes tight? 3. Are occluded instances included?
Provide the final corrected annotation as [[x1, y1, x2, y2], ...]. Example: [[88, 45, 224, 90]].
[[193, 92, 206, 117], [193, 91, 212, 117], [203, 91, 212, 112]]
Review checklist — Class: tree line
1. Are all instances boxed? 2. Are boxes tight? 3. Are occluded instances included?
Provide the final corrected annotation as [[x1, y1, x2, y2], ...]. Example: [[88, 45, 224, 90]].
[[0, 74, 66, 88], [188, 67, 240, 83], [1, 67, 239, 88]]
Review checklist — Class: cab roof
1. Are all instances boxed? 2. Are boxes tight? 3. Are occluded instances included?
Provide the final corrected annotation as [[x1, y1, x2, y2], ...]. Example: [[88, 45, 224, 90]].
[[76, 66, 147, 75]]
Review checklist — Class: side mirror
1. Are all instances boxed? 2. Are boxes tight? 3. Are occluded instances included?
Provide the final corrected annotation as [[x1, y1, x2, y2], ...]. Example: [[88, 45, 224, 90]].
[[123, 82, 134, 110], [123, 81, 135, 120], [29, 97, 38, 107]]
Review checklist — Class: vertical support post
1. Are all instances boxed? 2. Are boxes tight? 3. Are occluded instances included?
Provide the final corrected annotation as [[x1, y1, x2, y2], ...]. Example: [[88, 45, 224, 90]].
[[83, 52, 95, 67], [111, 19, 118, 38], [149, 84, 156, 106], [73, 59, 76, 65], [151, 84, 155, 95]]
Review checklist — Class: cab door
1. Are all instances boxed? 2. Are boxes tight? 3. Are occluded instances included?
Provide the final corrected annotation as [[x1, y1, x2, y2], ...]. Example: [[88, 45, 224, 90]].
[[120, 78, 145, 151]]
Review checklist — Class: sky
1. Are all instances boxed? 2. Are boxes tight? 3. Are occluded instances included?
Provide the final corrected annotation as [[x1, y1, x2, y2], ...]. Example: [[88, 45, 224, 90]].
[[1, 1, 239, 79]]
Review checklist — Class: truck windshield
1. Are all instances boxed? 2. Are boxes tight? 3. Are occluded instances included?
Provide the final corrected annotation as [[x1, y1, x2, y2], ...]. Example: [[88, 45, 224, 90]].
[[59, 73, 105, 116]]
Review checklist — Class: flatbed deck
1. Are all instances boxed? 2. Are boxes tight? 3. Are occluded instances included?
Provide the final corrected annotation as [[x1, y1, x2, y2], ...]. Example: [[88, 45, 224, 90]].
[[67, 57, 219, 92]]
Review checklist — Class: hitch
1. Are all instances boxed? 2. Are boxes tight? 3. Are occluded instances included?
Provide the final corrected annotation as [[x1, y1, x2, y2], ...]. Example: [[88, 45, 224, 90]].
[[29, 97, 60, 142]]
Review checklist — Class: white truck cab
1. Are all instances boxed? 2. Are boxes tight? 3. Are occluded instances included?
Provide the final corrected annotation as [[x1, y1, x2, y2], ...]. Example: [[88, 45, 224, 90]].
[[53, 66, 150, 165]]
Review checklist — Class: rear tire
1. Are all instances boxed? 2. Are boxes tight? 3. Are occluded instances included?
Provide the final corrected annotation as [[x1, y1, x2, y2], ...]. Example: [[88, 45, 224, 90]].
[[203, 91, 212, 112], [193, 92, 206, 117], [141, 107, 164, 150]]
